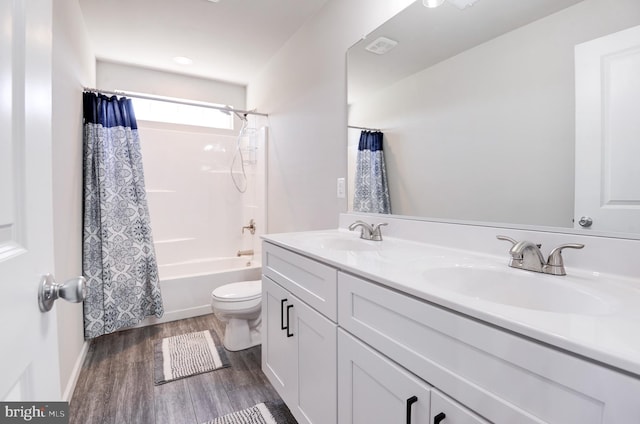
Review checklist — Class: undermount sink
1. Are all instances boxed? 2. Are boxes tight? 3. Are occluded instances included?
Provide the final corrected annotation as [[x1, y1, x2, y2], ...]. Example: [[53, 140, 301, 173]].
[[297, 233, 447, 262], [319, 238, 380, 251], [290, 232, 382, 251], [423, 266, 616, 315]]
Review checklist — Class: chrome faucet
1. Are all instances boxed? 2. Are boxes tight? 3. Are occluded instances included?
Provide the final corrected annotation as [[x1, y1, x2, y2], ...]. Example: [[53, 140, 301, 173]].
[[497, 236, 584, 276], [509, 238, 546, 273], [348, 220, 388, 241]]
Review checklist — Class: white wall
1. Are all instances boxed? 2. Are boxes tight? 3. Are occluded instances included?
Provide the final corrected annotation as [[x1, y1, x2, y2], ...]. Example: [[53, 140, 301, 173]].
[[348, 0, 640, 228], [52, 0, 95, 399], [96, 61, 246, 108], [247, 0, 414, 233]]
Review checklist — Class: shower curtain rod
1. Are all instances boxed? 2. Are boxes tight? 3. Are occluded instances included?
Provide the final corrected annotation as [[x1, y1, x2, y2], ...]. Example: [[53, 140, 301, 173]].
[[348, 125, 381, 132], [83, 87, 268, 117]]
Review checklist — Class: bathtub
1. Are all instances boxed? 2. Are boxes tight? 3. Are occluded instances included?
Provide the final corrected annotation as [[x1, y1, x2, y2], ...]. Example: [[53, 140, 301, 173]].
[[141, 256, 262, 326]]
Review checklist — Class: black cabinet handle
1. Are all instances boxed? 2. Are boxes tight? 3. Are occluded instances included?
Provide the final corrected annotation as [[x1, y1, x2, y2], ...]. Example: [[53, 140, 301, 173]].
[[434, 412, 446, 424], [280, 298, 288, 330], [406, 396, 418, 424], [286, 304, 294, 337]]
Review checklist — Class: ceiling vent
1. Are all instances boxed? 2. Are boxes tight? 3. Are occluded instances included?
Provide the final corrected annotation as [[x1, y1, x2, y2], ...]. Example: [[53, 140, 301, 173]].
[[365, 37, 399, 55]]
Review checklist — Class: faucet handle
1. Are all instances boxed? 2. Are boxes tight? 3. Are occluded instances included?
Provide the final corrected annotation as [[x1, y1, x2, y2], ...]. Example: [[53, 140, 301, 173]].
[[371, 222, 388, 241], [545, 243, 585, 275], [348, 220, 368, 229], [547, 243, 585, 266], [496, 235, 517, 246], [496, 235, 542, 251]]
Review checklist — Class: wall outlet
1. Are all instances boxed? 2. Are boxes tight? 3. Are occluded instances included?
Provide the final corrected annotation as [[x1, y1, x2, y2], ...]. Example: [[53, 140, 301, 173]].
[[337, 178, 346, 199]]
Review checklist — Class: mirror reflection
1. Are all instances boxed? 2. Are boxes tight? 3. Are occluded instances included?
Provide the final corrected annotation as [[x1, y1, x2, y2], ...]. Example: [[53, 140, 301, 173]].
[[347, 0, 640, 236]]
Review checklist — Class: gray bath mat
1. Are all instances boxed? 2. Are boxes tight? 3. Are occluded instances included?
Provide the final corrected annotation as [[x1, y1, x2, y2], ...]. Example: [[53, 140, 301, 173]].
[[203, 401, 297, 424], [154, 330, 230, 384]]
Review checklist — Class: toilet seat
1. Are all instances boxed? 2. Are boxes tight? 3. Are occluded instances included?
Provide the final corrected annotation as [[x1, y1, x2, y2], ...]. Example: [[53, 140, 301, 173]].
[[212, 280, 261, 302]]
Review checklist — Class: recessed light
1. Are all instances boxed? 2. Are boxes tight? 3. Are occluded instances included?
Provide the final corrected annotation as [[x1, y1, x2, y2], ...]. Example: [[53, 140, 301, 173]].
[[423, 0, 446, 7], [173, 56, 193, 65]]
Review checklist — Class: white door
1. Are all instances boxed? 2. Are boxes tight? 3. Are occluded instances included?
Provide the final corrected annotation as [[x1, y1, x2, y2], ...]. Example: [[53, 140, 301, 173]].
[[0, 0, 61, 401], [575, 24, 640, 233]]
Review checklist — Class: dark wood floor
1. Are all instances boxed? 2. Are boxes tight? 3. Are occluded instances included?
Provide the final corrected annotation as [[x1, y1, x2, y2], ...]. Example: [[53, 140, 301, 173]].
[[70, 314, 283, 424]]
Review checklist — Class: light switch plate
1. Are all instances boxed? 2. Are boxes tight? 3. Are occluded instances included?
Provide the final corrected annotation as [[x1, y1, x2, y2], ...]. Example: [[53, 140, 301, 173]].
[[337, 178, 346, 198]]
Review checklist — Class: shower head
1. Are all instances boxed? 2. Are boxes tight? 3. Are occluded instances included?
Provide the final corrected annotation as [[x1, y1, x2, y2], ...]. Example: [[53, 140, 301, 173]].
[[220, 105, 247, 121], [233, 111, 248, 122]]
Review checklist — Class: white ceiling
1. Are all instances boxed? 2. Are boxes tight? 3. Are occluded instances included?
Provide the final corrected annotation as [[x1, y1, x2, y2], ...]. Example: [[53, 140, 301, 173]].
[[348, 0, 585, 104], [78, 0, 330, 86]]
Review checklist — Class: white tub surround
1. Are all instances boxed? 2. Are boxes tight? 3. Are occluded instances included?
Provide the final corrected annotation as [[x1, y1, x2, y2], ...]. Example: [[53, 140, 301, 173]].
[[262, 214, 640, 423]]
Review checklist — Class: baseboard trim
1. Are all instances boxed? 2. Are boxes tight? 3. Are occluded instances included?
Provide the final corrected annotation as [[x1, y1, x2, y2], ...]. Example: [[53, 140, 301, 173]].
[[133, 305, 212, 329], [62, 340, 89, 402]]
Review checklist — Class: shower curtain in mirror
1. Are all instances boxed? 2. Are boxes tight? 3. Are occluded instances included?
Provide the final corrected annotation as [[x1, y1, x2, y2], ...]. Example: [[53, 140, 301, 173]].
[[82, 92, 163, 339], [353, 131, 391, 214]]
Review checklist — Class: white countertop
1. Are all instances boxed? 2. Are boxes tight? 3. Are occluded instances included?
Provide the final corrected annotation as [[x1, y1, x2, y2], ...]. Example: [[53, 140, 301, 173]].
[[263, 229, 640, 377]]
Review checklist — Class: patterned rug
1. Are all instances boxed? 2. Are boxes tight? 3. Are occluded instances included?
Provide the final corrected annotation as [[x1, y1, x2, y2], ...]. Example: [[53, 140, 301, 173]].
[[154, 330, 230, 384], [203, 401, 298, 424]]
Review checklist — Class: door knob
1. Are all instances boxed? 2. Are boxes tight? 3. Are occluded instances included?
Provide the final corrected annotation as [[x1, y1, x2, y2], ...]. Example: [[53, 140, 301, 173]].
[[578, 216, 593, 228], [38, 274, 87, 312]]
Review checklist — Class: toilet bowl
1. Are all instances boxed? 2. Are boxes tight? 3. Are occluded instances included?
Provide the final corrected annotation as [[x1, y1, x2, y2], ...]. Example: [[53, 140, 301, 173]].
[[211, 280, 262, 351]]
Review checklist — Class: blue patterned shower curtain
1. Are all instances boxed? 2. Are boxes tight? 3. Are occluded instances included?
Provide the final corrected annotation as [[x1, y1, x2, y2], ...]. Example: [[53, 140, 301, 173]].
[[82, 92, 163, 339], [353, 131, 391, 214]]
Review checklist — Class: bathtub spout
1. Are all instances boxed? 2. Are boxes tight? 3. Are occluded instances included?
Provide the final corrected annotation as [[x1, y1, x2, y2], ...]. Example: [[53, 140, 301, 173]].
[[237, 249, 254, 257]]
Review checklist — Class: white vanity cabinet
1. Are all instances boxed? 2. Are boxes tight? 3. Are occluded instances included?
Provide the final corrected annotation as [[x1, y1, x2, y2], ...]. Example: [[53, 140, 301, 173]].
[[262, 237, 640, 424], [338, 271, 640, 424], [262, 242, 338, 424]]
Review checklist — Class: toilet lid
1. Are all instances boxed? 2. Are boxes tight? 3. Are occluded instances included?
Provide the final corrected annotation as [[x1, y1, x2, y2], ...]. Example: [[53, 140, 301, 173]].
[[212, 280, 262, 302]]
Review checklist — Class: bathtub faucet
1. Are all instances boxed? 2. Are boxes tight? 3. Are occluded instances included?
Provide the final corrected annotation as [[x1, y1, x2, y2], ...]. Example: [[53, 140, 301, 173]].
[[237, 249, 254, 257], [242, 219, 256, 235]]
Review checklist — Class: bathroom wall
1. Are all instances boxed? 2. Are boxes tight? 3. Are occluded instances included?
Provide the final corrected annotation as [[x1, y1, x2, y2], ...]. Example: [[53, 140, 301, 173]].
[[247, 0, 414, 233], [348, 0, 640, 227], [96, 61, 246, 108], [52, 0, 95, 399]]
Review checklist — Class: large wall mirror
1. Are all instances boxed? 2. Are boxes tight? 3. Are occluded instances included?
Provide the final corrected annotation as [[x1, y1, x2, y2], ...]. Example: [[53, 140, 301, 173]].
[[347, 0, 640, 238]]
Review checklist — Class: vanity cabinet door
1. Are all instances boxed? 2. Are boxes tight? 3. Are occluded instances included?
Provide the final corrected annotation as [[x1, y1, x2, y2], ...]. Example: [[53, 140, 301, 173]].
[[262, 275, 338, 424], [338, 329, 431, 424], [262, 275, 297, 403], [430, 390, 490, 424], [289, 290, 337, 424]]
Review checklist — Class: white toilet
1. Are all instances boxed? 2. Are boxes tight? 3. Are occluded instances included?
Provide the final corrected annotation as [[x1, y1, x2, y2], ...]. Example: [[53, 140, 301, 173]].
[[211, 280, 262, 351]]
